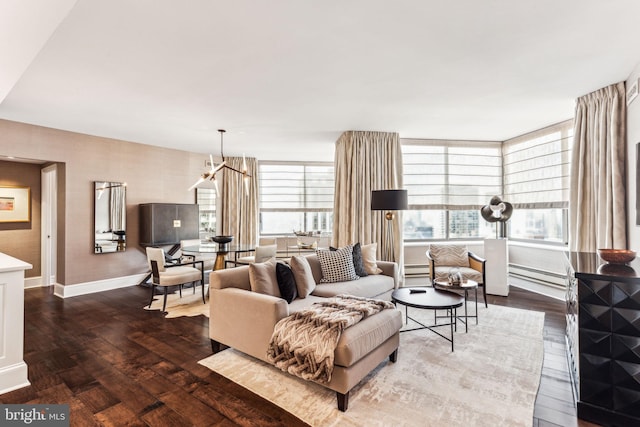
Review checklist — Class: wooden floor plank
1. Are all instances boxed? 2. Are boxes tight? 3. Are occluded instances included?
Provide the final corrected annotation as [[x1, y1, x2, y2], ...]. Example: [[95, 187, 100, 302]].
[[1, 281, 602, 426]]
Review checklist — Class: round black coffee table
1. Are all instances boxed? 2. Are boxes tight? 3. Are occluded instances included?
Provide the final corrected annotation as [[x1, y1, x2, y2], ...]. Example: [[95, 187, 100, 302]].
[[391, 287, 464, 352]]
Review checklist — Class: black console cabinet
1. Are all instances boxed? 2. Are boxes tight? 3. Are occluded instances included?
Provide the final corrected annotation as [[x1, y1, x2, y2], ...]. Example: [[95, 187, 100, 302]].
[[139, 203, 199, 246], [565, 252, 640, 426]]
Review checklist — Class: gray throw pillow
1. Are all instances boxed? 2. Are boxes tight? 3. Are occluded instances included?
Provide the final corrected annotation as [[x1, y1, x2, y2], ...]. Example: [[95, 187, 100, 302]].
[[317, 245, 359, 283], [249, 258, 280, 297], [290, 255, 316, 298]]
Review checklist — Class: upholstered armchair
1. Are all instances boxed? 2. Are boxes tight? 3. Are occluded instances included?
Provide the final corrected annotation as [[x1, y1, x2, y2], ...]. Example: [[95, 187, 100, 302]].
[[426, 244, 487, 307], [145, 247, 205, 312]]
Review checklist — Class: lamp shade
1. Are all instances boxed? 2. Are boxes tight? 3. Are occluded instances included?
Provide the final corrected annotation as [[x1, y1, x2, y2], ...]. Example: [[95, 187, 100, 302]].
[[371, 189, 408, 211]]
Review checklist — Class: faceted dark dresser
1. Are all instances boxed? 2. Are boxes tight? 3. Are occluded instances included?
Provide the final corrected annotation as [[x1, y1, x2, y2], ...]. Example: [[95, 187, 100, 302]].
[[565, 252, 640, 426]]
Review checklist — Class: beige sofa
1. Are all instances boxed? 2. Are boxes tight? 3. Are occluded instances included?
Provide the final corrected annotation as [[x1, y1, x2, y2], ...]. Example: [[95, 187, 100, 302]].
[[209, 254, 402, 411]]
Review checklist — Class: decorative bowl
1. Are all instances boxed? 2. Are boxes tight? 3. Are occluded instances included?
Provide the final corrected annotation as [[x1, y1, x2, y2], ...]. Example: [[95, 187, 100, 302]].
[[597, 248, 636, 264], [210, 235, 233, 245]]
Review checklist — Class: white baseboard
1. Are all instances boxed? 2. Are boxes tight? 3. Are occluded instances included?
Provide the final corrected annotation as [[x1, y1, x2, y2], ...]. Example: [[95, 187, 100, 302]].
[[509, 275, 565, 301], [0, 362, 30, 394], [24, 276, 42, 288], [54, 273, 148, 298]]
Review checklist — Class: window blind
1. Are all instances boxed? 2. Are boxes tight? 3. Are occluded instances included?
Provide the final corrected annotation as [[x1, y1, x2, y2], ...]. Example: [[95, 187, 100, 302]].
[[259, 163, 334, 211], [503, 120, 573, 209], [402, 140, 503, 210]]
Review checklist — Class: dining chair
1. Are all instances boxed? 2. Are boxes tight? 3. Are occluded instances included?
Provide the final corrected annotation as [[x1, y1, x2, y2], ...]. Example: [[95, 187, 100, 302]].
[[145, 247, 205, 312], [226, 238, 278, 267]]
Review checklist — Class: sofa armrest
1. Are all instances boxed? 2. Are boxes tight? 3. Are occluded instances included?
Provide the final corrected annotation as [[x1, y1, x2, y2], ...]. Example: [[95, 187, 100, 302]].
[[377, 260, 399, 289], [209, 287, 289, 361], [209, 265, 251, 291]]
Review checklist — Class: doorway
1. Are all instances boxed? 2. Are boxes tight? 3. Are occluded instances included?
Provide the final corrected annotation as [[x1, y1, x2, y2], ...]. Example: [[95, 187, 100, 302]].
[[41, 165, 57, 286]]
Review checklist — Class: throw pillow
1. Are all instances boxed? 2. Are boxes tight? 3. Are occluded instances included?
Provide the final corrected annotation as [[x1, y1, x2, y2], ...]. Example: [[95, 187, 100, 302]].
[[275, 262, 298, 303], [330, 243, 368, 277], [429, 244, 469, 267], [290, 255, 316, 298], [249, 258, 280, 297], [317, 245, 359, 283], [361, 243, 383, 275]]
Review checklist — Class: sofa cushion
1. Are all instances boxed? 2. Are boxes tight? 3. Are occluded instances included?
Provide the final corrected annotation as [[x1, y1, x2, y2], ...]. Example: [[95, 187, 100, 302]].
[[275, 262, 298, 303], [317, 245, 359, 283], [249, 258, 280, 297], [433, 266, 482, 284], [290, 255, 316, 298], [361, 243, 382, 274], [334, 308, 402, 367], [330, 243, 368, 277], [429, 244, 470, 268], [311, 274, 394, 299]]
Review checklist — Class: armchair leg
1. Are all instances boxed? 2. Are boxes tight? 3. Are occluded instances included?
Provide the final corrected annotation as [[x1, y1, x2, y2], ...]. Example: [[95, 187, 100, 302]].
[[147, 284, 156, 308], [211, 339, 223, 353], [337, 391, 349, 412], [389, 348, 398, 363], [162, 287, 168, 312], [482, 284, 488, 307], [179, 284, 183, 298], [201, 279, 206, 304]]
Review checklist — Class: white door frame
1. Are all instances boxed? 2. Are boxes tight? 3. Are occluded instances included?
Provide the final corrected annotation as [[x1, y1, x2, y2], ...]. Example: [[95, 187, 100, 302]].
[[41, 164, 57, 287]]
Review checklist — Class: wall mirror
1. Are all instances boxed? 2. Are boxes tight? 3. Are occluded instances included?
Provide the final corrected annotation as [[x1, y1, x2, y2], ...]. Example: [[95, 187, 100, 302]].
[[94, 181, 127, 253]]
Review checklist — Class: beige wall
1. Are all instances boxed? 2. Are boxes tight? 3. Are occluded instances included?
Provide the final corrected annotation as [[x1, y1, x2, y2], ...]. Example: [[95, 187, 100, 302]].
[[0, 160, 42, 277], [0, 119, 207, 287]]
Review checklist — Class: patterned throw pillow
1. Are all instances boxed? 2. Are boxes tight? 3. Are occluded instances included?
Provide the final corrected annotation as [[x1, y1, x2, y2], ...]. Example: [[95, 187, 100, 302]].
[[329, 243, 368, 277], [429, 244, 470, 267], [317, 245, 359, 283]]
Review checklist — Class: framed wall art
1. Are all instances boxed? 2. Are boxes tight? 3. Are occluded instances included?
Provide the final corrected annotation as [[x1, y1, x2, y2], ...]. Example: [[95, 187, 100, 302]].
[[0, 186, 31, 223]]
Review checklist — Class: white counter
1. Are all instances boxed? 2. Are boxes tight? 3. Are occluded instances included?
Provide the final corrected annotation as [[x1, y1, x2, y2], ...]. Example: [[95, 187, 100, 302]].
[[0, 252, 32, 394]]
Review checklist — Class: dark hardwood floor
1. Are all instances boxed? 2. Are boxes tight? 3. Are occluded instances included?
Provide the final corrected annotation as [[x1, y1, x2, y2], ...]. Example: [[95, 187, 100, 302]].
[[2, 281, 600, 426]]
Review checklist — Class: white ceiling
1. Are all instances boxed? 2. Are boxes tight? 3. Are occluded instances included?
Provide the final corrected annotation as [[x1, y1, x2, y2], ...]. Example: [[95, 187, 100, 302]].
[[1, 0, 640, 162]]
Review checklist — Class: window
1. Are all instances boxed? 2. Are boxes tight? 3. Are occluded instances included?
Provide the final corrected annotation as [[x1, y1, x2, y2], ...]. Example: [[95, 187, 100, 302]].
[[402, 141, 502, 240], [259, 163, 334, 234], [503, 120, 572, 243]]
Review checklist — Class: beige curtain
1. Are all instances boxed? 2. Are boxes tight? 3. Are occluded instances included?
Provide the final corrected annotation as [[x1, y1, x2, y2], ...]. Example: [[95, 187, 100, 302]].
[[221, 157, 259, 247], [569, 82, 627, 252], [333, 131, 404, 275]]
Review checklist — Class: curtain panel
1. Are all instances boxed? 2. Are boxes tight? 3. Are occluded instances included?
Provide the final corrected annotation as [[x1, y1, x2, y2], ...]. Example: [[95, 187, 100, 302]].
[[569, 82, 627, 251], [333, 131, 404, 275], [109, 186, 126, 232], [221, 157, 259, 247]]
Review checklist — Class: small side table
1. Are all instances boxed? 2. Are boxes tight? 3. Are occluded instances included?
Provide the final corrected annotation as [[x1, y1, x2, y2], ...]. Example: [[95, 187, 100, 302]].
[[433, 279, 478, 333]]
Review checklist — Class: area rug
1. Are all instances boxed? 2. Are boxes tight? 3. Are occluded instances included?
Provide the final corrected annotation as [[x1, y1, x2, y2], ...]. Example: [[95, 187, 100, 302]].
[[143, 287, 209, 318], [198, 304, 545, 426]]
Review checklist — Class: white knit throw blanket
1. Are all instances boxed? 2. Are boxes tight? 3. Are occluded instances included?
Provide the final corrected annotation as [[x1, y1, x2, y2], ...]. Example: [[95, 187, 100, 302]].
[[266, 295, 394, 384]]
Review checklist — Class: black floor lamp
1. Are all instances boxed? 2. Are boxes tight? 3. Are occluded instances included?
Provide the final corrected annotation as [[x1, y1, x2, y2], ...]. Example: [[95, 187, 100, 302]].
[[371, 189, 408, 261]]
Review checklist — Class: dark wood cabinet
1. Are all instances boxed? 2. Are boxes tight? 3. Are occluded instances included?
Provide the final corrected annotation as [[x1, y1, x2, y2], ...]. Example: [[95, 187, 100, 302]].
[[139, 203, 199, 246], [565, 252, 640, 426]]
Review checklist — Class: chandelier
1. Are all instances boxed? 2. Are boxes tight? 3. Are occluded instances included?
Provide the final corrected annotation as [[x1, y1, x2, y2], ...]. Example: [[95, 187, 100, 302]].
[[188, 129, 250, 195]]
